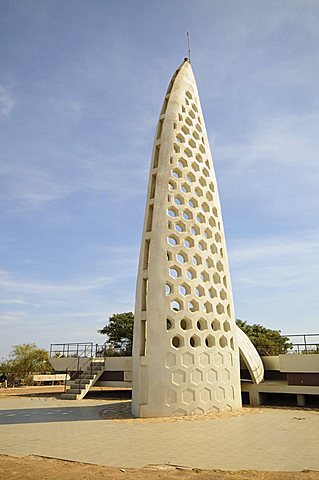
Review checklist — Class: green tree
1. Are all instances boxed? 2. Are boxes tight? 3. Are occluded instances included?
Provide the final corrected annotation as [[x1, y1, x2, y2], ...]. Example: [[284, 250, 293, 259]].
[[99, 312, 134, 356], [236, 319, 292, 355], [0, 343, 51, 386]]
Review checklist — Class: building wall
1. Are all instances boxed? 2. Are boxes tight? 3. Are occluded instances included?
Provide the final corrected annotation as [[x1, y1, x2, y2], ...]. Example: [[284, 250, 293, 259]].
[[279, 354, 319, 373], [51, 353, 319, 404]]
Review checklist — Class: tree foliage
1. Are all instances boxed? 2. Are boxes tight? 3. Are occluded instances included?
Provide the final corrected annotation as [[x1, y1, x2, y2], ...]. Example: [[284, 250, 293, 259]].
[[0, 343, 51, 386], [236, 319, 292, 355], [98, 312, 134, 356]]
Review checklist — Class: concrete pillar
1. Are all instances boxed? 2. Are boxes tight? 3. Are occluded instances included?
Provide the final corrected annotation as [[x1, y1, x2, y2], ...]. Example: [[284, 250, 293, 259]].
[[249, 389, 261, 406], [297, 394, 306, 407]]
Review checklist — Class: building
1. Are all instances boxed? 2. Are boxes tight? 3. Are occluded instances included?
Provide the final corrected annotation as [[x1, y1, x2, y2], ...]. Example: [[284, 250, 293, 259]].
[[50, 337, 319, 408]]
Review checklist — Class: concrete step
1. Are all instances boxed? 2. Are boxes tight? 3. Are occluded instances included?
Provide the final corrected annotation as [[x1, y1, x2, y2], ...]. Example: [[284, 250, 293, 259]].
[[65, 383, 79, 389], [72, 378, 92, 385], [61, 393, 80, 400], [66, 388, 82, 394], [77, 383, 92, 389], [67, 375, 95, 384], [61, 363, 105, 400]]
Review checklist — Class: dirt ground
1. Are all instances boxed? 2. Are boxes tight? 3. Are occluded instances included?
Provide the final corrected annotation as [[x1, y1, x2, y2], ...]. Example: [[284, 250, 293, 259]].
[[1, 386, 319, 479], [0, 385, 129, 398], [0, 385, 65, 398], [1, 454, 319, 480]]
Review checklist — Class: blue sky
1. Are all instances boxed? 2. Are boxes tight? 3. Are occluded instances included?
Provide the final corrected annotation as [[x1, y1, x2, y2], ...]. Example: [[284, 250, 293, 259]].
[[0, 0, 318, 358]]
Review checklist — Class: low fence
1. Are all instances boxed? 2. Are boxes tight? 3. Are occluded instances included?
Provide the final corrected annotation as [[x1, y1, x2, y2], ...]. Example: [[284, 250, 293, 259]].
[[285, 334, 319, 354], [49, 334, 319, 360], [49, 342, 108, 358]]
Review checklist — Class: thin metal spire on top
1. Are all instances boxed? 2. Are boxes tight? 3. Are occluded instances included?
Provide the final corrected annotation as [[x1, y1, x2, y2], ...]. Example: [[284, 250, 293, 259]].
[[187, 32, 191, 63]]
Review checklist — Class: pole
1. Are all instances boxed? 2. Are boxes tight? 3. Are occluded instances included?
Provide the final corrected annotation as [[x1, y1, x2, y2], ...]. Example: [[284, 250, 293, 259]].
[[187, 32, 191, 63]]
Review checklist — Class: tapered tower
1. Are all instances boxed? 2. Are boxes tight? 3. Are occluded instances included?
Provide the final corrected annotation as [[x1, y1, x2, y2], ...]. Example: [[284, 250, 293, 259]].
[[132, 59, 241, 417]]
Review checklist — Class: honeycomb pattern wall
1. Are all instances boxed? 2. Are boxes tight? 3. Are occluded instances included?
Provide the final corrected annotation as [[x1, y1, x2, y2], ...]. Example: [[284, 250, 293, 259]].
[[132, 59, 241, 417]]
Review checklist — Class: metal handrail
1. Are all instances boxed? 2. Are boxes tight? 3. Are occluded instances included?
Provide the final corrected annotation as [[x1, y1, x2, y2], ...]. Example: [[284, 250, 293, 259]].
[[284, 334, 319, 354], [50, 342, 96, 358], [52, 333, 319, 363], [62, 345, 109, 392], [63, 348, 92, 392], [49, 342, 125, 358]]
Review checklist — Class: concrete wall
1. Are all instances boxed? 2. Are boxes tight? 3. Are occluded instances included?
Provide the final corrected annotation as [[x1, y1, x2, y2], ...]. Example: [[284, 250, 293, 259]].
[[50, 353, 319, 403], [242, 354, 319, 406], [49, 357, 92, 372], [50, 356, 132, 373], [261, 356, 280, 370], [279, 354, 319, 373]]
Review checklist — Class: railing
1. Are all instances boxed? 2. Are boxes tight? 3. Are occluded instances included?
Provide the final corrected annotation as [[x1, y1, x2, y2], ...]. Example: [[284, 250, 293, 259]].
[[62, 350, 107, 393], [49, 343, 109, 392], [63, 348, 85, 392], [50, 342, 108, 358], [285, 334, 319, 354], [254, 334, 319, 355], [50, 333, 319, 368]]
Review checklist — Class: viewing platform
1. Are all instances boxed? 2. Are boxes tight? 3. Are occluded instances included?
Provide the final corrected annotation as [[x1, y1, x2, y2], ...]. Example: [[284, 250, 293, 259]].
[[49, 334, 319, 406]]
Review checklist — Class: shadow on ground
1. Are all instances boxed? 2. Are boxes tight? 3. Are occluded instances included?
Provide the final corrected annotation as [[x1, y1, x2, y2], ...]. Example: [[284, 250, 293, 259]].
[[0, 400, 133, 425], [16, 391, 63, 399], [85, 389, 132, 401], [11, 389, 132, 401]]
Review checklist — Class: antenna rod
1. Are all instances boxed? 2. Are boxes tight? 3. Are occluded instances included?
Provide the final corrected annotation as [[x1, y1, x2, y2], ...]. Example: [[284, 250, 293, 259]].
[[187, 32, 191, 63]]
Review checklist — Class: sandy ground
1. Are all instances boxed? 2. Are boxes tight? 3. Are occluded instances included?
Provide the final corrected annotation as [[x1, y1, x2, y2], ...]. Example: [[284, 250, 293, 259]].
[[1, 454, 319, 480], [1, 386, 319, 479], [0, 385, 65, 398]]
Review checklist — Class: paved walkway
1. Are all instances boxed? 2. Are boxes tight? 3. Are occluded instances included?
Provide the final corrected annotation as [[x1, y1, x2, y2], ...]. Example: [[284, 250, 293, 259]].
[[0, 396, 318, 471]]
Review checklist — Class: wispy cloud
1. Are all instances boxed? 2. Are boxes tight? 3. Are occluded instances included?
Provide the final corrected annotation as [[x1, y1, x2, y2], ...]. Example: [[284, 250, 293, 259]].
[[229, 232, 319, 289], [0, 312, 29, 326], [94, 245, 139, 273], [228, 231, 319, 333], [49, 97, 84, 115], [0, 162, 72, 208], [0, 268, 129, 352], [0, 86, 15, 117], [215, 112, 319, 169], [230, 235, 319, 262], [0, 144, 148, 211], [0, 298, 35, 306], [211, 110, 319, 220], [0, 272, 117, 295]]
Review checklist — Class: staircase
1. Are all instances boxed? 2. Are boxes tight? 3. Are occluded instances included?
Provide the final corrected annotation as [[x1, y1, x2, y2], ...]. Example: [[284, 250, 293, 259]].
[[61, 359, 105, 400]]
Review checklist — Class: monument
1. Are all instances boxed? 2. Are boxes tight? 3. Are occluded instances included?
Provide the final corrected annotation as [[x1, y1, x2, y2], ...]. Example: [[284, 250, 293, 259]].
[[132, 58, 242, 417]]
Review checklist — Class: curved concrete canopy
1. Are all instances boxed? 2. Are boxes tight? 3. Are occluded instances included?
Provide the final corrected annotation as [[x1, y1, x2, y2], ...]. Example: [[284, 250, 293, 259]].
[[236, 325, 264, 384]]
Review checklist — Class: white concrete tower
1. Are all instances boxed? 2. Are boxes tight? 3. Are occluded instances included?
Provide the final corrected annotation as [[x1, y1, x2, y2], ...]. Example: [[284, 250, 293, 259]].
[[132, 59, 242, 417]]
